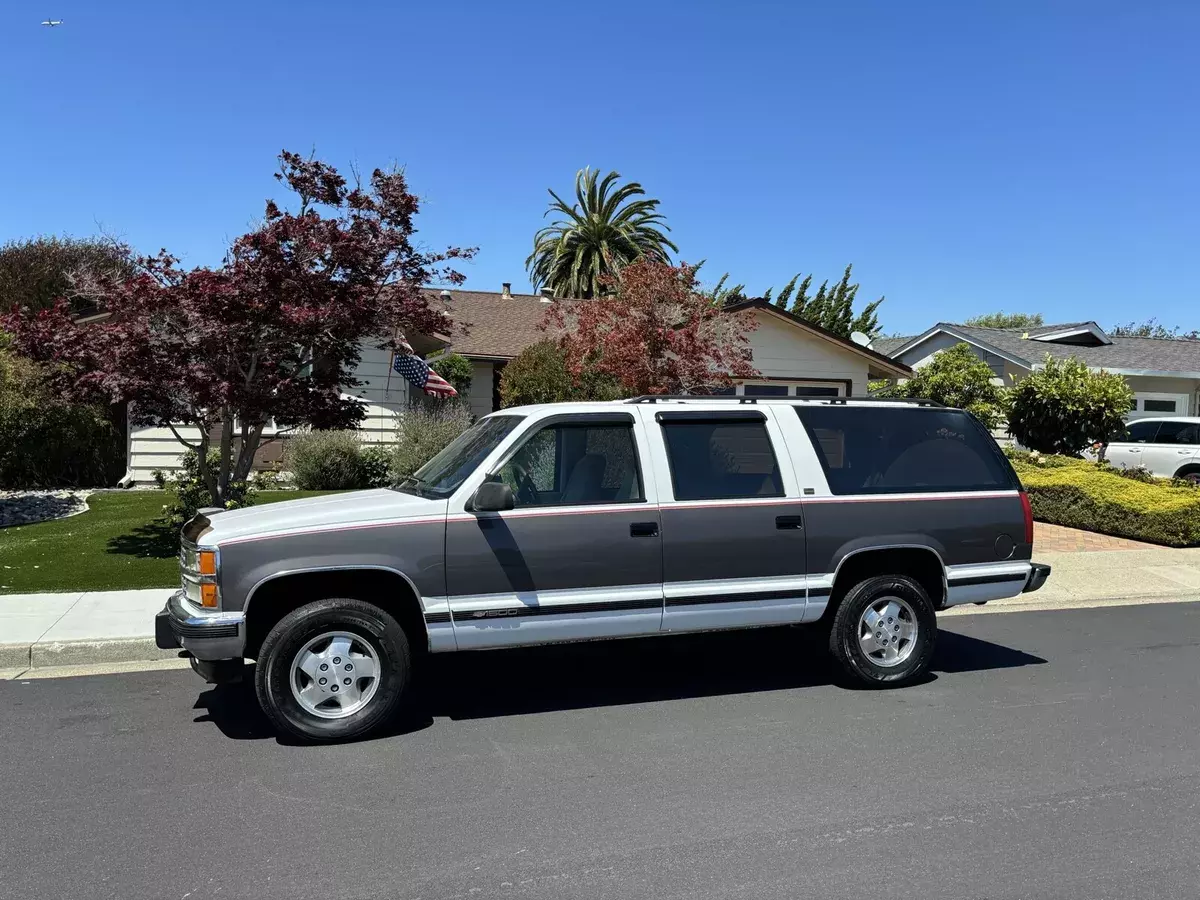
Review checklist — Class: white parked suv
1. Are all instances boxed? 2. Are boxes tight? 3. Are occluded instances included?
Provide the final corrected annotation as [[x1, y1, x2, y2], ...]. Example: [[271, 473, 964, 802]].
[[1104, 418, 1200, 483]]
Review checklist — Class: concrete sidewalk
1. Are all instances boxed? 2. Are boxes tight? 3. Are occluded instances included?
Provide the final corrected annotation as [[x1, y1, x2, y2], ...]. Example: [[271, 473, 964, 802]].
[[3, 545, 1200, 674], [0, 587, 176, 670]]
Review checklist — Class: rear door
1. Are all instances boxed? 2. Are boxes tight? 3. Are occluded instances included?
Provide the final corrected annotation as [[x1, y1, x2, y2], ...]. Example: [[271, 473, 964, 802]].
[[1106, 419, 1162, 472], [792, 404, 1031, 606], [1140, 420, 1200, 478], [644, 406, 814, 633]]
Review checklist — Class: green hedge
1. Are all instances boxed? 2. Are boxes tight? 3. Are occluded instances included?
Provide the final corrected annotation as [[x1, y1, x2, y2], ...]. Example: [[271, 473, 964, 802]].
[[0, 348, 125, 488], [1012, 456, 1200, 547], [283, 430, 393, 491]]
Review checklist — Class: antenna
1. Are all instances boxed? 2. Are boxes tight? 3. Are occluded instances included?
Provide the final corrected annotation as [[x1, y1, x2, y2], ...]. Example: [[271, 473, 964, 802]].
[[850, 331, 871, 347]]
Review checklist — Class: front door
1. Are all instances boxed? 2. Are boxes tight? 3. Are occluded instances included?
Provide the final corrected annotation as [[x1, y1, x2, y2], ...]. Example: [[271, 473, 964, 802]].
[[445, 413, 663, 649], [1105, 419, 1161, 472], [645, 407, 813, 633]]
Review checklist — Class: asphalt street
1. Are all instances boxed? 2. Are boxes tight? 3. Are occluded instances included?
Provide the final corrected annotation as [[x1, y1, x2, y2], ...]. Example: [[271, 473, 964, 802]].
[[3, 602, 1200, 900]]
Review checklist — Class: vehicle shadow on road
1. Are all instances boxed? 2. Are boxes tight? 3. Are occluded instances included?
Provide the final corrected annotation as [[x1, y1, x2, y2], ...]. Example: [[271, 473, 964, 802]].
[[192, 625, 1046, 744]]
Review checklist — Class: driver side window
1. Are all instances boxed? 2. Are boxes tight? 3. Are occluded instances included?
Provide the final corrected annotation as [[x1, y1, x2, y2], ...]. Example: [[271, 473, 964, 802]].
[[494, 419, 644, 508]]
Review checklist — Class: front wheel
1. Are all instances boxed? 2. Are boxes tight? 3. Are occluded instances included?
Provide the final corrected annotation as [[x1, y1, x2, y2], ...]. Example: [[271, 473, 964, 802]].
[[828, 575, 937, 687], [255, 598, 412, 742]]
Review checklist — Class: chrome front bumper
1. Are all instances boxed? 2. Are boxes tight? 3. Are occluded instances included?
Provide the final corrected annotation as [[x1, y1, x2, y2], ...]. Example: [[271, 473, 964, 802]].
[[154, 589, 245, 661]]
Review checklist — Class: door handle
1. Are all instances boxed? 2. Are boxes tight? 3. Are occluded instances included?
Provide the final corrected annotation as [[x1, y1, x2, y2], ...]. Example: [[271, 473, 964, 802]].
[[775, 515, 804, 530], [630, 522, 659, 537]]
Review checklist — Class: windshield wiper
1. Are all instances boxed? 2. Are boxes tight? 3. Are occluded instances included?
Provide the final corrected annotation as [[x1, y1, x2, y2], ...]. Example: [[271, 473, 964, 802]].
[[394, 476, 436, 498]]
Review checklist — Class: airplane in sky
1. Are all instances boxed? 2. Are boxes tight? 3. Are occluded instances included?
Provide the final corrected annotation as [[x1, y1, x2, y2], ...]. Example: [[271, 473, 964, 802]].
[[41, 18, 64, 27]]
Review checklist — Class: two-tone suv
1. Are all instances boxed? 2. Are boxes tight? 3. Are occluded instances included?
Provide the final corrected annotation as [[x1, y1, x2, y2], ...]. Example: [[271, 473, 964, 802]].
[[156, 396, 1050, 742]]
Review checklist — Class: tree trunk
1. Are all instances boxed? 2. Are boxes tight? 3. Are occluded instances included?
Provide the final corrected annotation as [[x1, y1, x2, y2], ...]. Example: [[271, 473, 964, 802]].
[[217, 410, 234, 503], [195, 432, 218, 506], [232, 421, 267, 485]]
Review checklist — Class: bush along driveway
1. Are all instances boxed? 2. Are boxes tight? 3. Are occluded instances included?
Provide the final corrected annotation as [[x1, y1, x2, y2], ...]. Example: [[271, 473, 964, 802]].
[[0, 490, 334, 594], [1012, 455, 1200, 547]]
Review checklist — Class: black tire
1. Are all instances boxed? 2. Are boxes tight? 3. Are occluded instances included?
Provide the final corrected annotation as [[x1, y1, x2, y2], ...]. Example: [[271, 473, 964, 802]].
[[1175, 467, 1200, 486], [828, 575, 937, 687], [254, 598, 412, 742]]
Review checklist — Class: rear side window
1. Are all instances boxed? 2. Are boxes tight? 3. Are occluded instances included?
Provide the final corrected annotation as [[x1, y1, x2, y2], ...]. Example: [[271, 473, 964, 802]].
[[794, 406, 1017, 495], [1154, 421, 1200, 445], [659, 415, 783, 500]]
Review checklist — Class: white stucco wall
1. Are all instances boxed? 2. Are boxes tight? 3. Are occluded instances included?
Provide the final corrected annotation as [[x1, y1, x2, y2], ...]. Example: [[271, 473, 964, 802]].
[[746, 311, 870, 394], [464, 361, 495, 420]]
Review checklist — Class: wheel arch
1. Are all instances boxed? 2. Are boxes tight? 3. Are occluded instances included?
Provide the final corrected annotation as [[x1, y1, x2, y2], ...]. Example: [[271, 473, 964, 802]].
[[826, 544, 947, 617], [1174, 462, 1200, 480], [242, 566, 428, 659]]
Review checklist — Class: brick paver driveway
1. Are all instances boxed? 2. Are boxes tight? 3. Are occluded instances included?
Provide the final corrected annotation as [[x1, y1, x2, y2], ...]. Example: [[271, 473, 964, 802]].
[[1034, 521, 1157, 552]]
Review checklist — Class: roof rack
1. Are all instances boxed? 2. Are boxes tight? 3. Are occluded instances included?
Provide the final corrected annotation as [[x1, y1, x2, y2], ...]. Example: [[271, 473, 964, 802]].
[[825, 396, 944, 407], [626, 394, 943, 407], [626, 395, 759, 404]]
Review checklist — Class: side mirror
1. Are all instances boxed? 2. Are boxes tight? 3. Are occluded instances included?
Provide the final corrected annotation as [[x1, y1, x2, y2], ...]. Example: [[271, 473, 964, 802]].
[[471, 480, 514, 512]]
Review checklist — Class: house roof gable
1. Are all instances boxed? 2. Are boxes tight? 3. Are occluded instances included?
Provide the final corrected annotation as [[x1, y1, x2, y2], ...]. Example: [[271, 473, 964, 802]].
[[423, 290, 910, 377], [724, 299, 911, 377], [884, 322, 1200, 376]]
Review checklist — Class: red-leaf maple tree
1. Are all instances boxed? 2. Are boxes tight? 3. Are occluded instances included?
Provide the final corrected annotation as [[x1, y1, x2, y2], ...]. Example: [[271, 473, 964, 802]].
[[2, 151, 474, 505], [546, 259, 758, 396]]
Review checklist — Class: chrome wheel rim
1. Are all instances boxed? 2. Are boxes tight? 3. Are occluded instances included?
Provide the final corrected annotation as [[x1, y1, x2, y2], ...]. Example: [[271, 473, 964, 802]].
[[289, 631, 381, 719], [857, 596, 918, 668]]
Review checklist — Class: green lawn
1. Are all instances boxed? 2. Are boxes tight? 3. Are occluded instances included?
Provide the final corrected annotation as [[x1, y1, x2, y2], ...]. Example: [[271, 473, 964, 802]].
[[0, 490, 334, 594]]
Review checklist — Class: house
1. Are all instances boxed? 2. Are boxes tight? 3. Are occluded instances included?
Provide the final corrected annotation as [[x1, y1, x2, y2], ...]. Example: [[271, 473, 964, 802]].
[[423, 284, 911, 412], [875, 321, 1200, 420], [125, 284, 910, 482]]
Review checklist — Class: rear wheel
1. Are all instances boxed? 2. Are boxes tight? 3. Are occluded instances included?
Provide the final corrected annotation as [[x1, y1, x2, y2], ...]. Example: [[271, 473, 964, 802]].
[[829, 574, 936, 687], [1175, 466, 1200, 486], [255, 598, 412, 742]]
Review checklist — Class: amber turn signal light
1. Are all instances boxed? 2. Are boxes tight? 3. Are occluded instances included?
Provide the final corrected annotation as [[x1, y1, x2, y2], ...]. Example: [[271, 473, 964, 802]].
[[198, 550, 217, 576], [200, 583, 219, 608]]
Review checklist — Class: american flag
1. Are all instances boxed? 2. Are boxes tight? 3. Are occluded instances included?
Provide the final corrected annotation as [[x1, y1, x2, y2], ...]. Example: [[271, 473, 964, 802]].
[[391, 334, 458, 398]]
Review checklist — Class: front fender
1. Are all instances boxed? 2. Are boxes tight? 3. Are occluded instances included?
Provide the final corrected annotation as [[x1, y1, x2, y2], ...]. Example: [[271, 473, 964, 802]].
[[217, 521, 446, 613]]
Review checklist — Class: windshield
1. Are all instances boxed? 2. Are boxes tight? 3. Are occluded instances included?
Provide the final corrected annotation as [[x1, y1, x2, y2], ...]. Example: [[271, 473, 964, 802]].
[[395, 414, 524, 498]]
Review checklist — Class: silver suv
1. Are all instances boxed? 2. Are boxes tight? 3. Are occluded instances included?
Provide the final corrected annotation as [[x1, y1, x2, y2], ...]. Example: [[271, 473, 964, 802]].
[[156, 396, 1050, 742]]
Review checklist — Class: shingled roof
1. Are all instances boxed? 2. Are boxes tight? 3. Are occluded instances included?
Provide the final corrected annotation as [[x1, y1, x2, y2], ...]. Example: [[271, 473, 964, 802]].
[[422, 288, 567, 359], [882, 322, 1200, 375], [424, 289, 910, 376]]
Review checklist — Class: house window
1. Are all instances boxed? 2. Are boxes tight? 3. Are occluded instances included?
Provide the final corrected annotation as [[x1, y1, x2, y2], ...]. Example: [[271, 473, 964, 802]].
[[743, 384, 789, 397], [1129, 392, 1191, 419], [1143, 399, 1178, 413]]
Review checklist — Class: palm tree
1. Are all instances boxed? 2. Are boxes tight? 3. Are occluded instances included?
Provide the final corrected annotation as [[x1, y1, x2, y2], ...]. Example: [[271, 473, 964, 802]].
[[526, 168, 677, 299]]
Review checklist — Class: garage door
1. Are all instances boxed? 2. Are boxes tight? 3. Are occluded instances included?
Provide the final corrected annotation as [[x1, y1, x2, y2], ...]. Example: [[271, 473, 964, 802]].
[[1129, 393, 1192, 421]]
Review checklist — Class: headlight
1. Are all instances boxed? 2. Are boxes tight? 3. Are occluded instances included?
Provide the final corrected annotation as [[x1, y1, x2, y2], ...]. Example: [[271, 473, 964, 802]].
[[180, 542, 221, 609]]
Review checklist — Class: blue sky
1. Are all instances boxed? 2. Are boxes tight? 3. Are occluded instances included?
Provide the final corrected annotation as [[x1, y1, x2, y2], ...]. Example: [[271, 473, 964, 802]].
[[3, 0, 1197, 336]]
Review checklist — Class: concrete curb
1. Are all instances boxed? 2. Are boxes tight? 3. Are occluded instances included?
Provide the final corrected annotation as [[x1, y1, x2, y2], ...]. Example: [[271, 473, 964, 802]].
[[0, 638, 180, 670], [4, 592, 1200, 675]]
